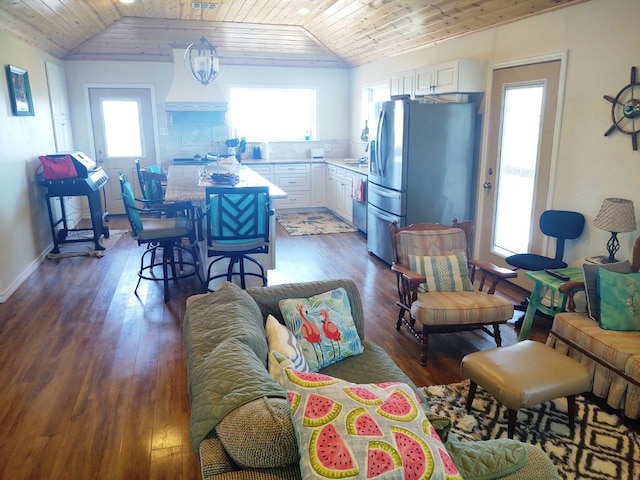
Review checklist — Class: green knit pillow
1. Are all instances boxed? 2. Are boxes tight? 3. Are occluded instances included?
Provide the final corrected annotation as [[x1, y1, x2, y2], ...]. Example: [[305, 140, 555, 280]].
[[409, 253, 474, 293]]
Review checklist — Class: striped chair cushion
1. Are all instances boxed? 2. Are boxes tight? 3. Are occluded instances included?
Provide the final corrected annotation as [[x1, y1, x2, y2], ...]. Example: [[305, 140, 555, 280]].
[[411, 291, 513, 327], [550, 313, 640, 371], [624, 356, 640, 418], [395, 227, 468, 267], [548, 312, 640, 418]]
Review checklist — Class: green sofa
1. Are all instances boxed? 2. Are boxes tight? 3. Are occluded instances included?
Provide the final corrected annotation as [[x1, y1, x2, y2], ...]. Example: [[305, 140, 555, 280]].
[[183, 279, 559, 479]]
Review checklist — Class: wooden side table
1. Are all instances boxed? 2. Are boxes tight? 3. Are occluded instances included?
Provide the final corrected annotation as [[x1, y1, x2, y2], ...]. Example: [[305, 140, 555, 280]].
[[518, 267, 584, 341]]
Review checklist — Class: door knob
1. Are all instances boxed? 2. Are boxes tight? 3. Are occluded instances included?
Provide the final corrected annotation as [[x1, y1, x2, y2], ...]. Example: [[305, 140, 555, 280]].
[[483, 182, 492, 189]]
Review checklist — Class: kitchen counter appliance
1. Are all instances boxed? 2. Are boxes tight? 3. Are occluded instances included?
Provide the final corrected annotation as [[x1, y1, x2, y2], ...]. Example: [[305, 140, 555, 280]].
[[367, 100, 478, 264]]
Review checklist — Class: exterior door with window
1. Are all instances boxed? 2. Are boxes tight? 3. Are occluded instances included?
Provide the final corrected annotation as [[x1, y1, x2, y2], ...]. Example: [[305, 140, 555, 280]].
[[89, 87, 156, 214], [477, 60, 561, 290]]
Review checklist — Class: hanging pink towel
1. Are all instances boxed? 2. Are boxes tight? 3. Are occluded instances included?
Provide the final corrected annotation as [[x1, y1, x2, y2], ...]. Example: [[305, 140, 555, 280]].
[[351, 176, 364, 202]]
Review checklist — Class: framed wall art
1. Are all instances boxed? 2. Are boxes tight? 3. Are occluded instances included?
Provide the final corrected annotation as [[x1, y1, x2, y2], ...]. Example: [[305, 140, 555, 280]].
[[5, 64, 34, 116]]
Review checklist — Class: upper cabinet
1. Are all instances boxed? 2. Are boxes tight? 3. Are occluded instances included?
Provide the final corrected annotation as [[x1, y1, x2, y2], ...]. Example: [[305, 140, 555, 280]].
[[45, 61, 73, 151], [395, 60, 487, 97], [45, 61, 70, 120], [390, 70, 415, 97]]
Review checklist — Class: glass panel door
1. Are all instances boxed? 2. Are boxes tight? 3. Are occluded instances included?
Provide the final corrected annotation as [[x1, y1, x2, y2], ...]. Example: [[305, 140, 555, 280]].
[[477, 60, 562, 291]]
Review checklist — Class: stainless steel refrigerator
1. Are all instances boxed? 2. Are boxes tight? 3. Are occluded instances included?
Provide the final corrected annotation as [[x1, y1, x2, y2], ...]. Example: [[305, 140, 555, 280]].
[[367, 99, 478, 264]]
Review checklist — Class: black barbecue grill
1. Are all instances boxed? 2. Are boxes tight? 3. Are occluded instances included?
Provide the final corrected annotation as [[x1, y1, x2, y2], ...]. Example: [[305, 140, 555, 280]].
[[37, 152, 110, 254]]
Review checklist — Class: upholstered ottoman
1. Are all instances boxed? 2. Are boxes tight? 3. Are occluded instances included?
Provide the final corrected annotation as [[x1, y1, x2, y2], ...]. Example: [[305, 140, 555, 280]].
[[460, 340, 592, 439]]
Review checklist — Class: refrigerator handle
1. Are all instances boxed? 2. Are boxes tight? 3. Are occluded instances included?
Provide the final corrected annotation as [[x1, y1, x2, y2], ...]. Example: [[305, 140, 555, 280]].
[[369, 183, 401, 199], [375, 109, 385, 176], [369, 207, 397, 223]]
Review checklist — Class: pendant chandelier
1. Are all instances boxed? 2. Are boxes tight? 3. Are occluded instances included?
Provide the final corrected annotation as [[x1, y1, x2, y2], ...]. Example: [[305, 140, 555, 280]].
[[185, 36, 221, 86]]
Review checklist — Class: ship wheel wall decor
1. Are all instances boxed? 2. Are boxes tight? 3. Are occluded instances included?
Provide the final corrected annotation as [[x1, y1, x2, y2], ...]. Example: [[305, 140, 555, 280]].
[[604, 66, 640, 151]]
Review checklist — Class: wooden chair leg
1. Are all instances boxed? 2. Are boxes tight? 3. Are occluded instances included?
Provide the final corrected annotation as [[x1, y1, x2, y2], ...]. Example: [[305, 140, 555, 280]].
[[420, 327, 429, 366], [396, 307, 405, 330], [567, 395, 577, 432], [507, 409, 517, 439], [466, 381, 477, 411], [493, 323, 502, 347]]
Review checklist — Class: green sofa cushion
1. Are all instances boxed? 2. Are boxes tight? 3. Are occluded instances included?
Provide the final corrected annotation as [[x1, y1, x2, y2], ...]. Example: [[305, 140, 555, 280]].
[[215, 397, 299, 468], [189, 337, 285, 452], [446, 438, 529, 480], [183, 282, 269, 378]]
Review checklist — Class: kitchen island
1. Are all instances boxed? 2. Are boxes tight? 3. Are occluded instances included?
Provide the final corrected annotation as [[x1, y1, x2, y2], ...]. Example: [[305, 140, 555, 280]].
[[164, 164, 287, 203], [164, 164, 287, 289]]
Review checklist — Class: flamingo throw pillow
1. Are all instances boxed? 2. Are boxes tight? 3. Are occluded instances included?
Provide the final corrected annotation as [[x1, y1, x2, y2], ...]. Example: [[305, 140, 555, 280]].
[[279, 288, 364, 371]]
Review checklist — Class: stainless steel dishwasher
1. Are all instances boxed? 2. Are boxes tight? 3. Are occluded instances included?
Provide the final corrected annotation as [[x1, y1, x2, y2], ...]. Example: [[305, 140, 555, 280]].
[[351, 172, 367, 234]]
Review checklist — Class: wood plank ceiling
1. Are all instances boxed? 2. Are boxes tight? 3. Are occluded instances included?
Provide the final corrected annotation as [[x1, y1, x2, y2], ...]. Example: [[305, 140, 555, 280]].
[[0, 0, 589, 68]]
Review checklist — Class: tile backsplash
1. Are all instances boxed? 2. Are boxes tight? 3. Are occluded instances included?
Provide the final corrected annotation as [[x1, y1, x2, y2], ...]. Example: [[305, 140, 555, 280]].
[[158, 110, 356, 166]]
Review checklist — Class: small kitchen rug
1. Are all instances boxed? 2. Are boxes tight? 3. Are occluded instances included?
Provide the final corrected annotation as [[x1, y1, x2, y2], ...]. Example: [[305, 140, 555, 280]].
[[422, 380, 639, 480], [276, 212, 357, 236]]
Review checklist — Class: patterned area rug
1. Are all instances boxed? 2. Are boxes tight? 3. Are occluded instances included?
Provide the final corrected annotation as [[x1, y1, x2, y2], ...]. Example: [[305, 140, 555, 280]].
[[276, 212, 357, 235], [422, 380, 639, 479], [46, 229, 128, 259]]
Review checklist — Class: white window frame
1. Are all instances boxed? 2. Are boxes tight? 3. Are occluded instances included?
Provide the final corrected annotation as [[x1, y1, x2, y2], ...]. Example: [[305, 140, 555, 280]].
[[228, 86, 318, 141]]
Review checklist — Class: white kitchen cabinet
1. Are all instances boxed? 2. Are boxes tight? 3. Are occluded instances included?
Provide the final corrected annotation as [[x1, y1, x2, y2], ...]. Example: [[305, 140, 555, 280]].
[[246, 163, 274, 183], [274, 163, 311, 210], [326, 164, 353, 223], [414, 60, 486, 96], [46, 61, 70, 120], [390, 70, 415, 98], [45, 61, 73, 151], [326, 165, 339, 213], [310, 163, 326, 207], [52, 119, 74, 152]]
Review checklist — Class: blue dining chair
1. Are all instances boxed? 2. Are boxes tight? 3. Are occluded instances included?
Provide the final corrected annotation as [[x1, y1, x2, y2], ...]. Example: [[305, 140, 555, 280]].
[[204, 186, 273, 290]]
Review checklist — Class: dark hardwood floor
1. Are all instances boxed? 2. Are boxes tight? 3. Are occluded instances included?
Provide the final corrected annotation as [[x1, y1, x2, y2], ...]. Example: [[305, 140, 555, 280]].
[[0, 216, 553, 479]]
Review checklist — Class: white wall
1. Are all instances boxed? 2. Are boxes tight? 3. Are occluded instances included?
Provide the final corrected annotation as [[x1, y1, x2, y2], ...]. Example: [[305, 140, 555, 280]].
[[352, 0, 640, 269], [0, 31, 60, 301], [64, 61, 351, 165]]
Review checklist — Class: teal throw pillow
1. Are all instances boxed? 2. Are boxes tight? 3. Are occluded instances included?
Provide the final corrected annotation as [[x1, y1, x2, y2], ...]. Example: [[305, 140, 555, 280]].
[[598, 269, 640, 331], [408, 252, 474, 293], [279, 288, 364, 372], [282, 368, 463, 480], [582, 261, 632, 322]]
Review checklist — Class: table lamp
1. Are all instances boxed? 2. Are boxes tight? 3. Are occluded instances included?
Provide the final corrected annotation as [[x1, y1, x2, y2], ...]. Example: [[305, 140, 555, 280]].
[[593, 198, 637, 263]]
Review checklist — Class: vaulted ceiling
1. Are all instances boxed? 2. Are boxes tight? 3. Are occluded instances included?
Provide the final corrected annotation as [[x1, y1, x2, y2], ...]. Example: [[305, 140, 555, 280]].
[[0, 0, 589, 68]]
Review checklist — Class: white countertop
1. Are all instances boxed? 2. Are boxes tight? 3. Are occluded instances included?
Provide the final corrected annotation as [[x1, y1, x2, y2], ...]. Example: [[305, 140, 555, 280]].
[[164, 164, 287, 203], [241, 157, 369, 174]]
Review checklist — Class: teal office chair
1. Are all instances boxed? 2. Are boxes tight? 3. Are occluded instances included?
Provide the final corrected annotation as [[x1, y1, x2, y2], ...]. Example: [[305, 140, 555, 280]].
[[120, 174, 202, 302], [204, 186, 273, 290]]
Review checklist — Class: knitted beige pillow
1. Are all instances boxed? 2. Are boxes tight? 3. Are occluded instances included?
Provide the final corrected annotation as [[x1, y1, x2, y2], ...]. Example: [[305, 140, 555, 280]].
[[215, 397, 299, 468]]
